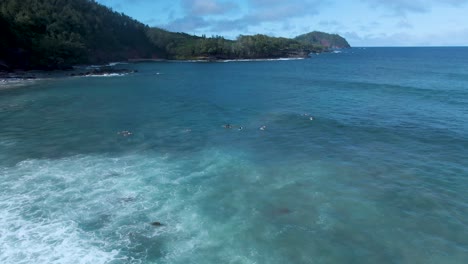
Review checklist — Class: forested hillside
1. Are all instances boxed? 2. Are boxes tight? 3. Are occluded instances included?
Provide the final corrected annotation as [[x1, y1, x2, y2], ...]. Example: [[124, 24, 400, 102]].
[[147, 28, 326, 60], [0, 0, 350, 70], [0, 0, 163, 70]]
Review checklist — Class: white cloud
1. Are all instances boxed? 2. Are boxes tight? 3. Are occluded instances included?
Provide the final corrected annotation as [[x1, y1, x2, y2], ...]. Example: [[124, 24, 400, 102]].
[[342, 28, 468, 46], [361, 0, 468, 15], [182, 0, 238, 16]]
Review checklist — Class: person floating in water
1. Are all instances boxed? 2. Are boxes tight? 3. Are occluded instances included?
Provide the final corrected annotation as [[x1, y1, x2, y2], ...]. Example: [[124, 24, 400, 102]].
[[151, 221, 163, 227], [117, 130, 132, 137], [238, 126, 243, 130]]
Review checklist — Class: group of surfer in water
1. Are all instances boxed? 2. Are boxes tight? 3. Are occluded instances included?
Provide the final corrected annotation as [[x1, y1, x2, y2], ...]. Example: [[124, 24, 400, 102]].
[[303, 113, 314, 121], [223, 113, 314, 131], [223, 124, 244, 130], [223, 124, 267, 130], [118, 113, 314, 137], [117, 130, 133, 137], [115, 113, 314, 228]]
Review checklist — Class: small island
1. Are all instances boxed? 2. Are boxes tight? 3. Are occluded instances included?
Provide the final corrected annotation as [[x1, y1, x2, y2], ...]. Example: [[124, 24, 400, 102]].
[[0, 0, 350, 72]]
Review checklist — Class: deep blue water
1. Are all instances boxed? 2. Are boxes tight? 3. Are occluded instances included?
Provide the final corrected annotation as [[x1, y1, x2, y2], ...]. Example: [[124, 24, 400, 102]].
[[1, 48, 468, 263]]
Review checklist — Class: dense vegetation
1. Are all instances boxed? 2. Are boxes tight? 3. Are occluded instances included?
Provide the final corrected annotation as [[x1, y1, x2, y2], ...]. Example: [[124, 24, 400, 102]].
[[0, 0, 163, 70], [295, 31, 351, 49], [0, 0, 350, 71], [147, 29, 326, 60]]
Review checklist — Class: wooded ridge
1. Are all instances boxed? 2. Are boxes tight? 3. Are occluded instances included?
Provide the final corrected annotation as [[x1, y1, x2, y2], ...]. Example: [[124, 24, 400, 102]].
[[0, 0, 350, 70]]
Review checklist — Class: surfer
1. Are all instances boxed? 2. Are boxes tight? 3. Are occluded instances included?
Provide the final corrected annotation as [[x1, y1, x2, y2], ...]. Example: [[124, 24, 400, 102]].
[[118, 130, 132, 137], [223, 124, 232, 129]]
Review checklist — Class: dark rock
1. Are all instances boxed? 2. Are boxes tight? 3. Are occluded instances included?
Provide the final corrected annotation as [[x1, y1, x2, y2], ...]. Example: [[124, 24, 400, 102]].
[[73, 67, 137, 77], [274, 208, 292, 215], [119, 197, 135, 203]]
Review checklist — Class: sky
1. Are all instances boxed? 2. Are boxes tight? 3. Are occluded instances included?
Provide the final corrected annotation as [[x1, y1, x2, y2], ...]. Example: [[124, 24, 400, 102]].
[[96, 0, 468, 47]]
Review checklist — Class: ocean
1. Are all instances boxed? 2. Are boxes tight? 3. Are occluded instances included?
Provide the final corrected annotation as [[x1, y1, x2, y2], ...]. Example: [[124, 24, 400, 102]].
[[1, 47, 467, 264]]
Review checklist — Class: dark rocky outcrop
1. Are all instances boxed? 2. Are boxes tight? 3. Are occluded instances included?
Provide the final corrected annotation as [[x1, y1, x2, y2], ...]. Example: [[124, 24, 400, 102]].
[[70, 67, 137, 77], [151, 222, 163, 227]]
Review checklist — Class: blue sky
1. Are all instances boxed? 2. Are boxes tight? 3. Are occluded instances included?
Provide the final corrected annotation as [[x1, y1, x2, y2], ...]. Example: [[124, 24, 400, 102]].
[[96, 0, 468, 46]]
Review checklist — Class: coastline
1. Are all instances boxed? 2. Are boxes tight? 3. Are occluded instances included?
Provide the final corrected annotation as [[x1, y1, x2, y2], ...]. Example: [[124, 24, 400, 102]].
[[0, 67, 136, 83], [0, 54, 320, 86], [127, 55, 313, 63], [0, 45, 341, 78]]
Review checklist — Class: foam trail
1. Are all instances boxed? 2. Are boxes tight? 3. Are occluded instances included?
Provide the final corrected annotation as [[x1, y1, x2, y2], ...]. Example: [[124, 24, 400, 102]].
[[0, 151, 266, 263], [0, 209, 118, 264]]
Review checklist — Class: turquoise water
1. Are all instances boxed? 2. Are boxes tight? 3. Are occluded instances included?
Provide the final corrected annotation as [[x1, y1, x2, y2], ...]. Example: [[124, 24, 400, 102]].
[[1, 48, 468, 263]]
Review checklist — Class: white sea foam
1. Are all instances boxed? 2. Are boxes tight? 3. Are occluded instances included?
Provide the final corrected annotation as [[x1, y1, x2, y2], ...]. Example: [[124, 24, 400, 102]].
[[0, 151, 263, 263], [0, 149, 341, 263], [0, 139, 16, 147], [220, 57, 305, 63], [0, 154, 155, 263], [175, 58, 306, 63], [0, 79, 40, 90], [84, 73, 127, 77], [107, 62, 129, 67], [0, 209, 118, 264]]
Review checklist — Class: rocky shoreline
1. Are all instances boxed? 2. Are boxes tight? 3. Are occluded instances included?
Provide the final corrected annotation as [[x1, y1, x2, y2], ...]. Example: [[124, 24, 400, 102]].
[[69, 67, 137, 77], [0, 67, 137, 82], [0, 51, 327, 84]]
